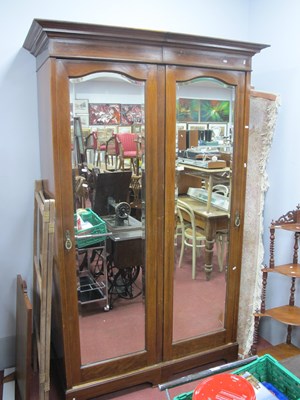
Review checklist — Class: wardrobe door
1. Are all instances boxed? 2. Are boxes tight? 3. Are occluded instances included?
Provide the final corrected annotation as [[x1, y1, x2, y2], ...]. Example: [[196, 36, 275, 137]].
[[52, 60, 164, 387], [164, 66, 249, 363]]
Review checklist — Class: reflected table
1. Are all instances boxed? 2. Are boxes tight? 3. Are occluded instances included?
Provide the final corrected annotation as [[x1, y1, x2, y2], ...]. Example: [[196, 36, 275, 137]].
[[179, 195, 229, 280]]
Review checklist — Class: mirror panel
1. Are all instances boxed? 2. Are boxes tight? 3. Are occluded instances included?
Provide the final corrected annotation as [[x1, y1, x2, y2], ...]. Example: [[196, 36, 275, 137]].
[[173, 77, 234, 342], [70, 72, 146, 365]]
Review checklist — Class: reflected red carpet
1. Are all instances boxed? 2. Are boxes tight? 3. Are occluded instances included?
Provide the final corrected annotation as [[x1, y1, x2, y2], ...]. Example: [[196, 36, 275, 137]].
[[79, 245, 225, 364]]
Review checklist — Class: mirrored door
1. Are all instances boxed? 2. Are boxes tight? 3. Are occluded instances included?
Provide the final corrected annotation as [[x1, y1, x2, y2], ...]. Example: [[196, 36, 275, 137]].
[[164, 66, 247, 360], [70, 71, 147, 365], [173, 77, 234, 342], [59, 61, 161, 377]]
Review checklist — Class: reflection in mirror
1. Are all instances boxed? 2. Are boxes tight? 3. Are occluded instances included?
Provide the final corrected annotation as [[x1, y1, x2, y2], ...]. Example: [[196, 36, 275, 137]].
[[69, 72, 146, 365], [173, 77, 234, 342]]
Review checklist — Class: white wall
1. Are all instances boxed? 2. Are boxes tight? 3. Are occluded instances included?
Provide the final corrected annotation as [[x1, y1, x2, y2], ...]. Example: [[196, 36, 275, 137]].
[[248, 0, 300, 347], [0, 0, 297, 369]]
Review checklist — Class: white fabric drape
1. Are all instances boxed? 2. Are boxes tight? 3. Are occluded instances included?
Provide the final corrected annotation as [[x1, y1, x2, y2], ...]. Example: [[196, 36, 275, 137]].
[[238, 90, 280, 356]]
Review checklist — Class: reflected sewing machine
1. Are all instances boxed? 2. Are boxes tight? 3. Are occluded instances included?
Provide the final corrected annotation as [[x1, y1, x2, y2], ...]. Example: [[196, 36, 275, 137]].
[[104, 196, 142, 231], [102, 197, 144, 307], [108, 197, 131, 225], [92, 171, 144, 307]]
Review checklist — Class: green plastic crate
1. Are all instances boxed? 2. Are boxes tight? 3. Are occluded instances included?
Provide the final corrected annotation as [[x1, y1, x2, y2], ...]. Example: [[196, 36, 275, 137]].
[[173, 355, 300, 400], [173, 392, 193, 400], [234, 354, 300, 400], [74, 208, 107, 248]]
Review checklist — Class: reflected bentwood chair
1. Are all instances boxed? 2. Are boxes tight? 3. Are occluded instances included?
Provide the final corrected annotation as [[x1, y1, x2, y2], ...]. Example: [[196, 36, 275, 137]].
[[212, 184, 229, 197], [177, 199, 206, 280]]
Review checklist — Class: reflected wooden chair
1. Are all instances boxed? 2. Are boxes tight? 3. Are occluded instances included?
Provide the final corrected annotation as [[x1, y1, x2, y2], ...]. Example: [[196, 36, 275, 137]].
[[95, 129, 109, 166], [177, 199, 206, 280], [136, 134, 145, 176], [84, 129, 98, 166], [116, 133, 139, 173], [105, 135, 119, 170], [128, 135, 145, 218], [74, 175, 88, 208]]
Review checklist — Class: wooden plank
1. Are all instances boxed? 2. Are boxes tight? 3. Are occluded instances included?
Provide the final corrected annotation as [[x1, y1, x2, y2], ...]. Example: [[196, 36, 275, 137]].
[[15, 275, 32, 400], [44, 197, 55, 394], [32, 180, 55, 400]]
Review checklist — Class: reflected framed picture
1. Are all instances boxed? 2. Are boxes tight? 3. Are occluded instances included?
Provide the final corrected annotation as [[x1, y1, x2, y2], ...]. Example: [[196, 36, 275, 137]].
[[75, 99, 89, 114], [208, 123, 227, 137], [118, 126, 132, 134], [200, 100, 230, 122], [79, 114, 89, 128], [89, 103, 121, 125], [132, 124, 143, 134], [101, 125, 118, 135], [176, 123, 187, 132], [177, 98, 200, 122], [188, 123, 207, 131], [121, 104, 144, 125]]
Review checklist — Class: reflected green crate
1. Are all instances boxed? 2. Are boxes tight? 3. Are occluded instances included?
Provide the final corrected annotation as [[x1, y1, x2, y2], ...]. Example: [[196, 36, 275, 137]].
[[74, 208, 107, 248]]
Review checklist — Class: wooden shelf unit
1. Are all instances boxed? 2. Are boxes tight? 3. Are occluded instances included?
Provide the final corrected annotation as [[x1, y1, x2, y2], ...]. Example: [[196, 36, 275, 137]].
[[252, 205, 300, 355]]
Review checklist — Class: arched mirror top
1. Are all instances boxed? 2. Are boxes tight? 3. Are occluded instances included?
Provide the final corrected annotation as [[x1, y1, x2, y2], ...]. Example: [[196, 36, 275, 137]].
[[70, 71, 145, 85]]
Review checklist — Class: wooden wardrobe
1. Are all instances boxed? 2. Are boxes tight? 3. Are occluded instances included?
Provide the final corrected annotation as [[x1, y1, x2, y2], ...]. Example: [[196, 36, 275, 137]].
[[23, 19, 268, 399]]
